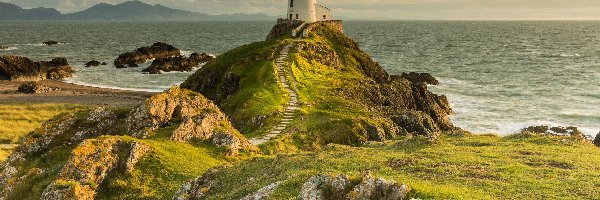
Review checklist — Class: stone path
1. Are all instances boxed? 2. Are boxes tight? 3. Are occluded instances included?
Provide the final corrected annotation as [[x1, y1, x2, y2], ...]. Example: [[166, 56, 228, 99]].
[[250, 43, 299, 145]]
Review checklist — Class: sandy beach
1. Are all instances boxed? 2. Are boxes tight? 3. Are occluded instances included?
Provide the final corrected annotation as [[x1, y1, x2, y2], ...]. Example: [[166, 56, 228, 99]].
[[0, 80, 157, 106]]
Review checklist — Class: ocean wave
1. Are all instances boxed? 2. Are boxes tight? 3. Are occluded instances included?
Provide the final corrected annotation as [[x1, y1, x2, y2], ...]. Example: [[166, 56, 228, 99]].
[[540, 53, 580, 58]]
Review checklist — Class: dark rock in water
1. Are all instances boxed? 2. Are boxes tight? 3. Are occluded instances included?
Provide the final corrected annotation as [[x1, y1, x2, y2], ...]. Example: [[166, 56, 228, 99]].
[[43, 40, 62, 45], [101, 62, 107, 65], [17, 82, 60, 94], [401, 72, 440, 85], [114, 42, 181, 68], [0, 55, 74, 81], [521, 125, 587, 140], [143, 52, 214, 74], [85, 60, 101, 67], [593, 132, 600, 147], [0, 46, 8, 50]]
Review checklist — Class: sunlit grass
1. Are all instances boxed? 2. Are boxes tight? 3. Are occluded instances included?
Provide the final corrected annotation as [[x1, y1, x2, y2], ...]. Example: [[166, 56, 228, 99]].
[[0, 103, 81, 144], [0, 103, 82, 162], [190, 134, 600, 200]]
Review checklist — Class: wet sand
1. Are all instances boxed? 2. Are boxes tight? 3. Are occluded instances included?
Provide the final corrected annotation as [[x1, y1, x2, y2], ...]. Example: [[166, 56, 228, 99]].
[[0, 80, 157, 106]]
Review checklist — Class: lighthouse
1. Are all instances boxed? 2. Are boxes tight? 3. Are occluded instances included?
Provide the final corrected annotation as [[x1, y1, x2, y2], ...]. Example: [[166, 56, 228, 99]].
[[287, 0, 332, 23]]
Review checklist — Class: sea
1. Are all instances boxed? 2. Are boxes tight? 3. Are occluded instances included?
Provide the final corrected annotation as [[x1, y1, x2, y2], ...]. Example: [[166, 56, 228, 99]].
[[1, 20, 599, 137]]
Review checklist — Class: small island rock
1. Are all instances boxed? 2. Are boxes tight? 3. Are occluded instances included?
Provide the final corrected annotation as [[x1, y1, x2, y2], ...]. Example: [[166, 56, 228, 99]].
[[43, 40, 62, 46], [114, 42, 181, 68], [85, 60, 102, 67]]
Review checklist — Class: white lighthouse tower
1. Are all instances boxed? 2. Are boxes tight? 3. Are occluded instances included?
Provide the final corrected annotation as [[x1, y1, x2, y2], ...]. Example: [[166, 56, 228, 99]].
[[287, 0, 332, 23]]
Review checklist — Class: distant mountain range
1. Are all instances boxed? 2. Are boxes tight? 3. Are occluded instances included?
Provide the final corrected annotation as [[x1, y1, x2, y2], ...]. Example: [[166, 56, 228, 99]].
[[0, 1, 273, 21]]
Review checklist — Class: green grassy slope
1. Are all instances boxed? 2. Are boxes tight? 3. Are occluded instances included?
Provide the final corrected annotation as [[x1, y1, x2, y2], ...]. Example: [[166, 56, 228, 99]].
[[185, 134, 600, 200]]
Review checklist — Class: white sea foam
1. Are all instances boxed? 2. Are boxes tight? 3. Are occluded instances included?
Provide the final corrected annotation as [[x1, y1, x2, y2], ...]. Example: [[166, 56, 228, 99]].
[[181, 50, 194, 56], [0, 47, 17, 51]]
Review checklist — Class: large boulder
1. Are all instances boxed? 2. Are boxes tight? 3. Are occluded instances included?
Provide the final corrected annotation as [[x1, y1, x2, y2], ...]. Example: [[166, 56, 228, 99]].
[[0, 55, 74, 81], [298, 173, 410, 200], [142, 52, 214, 74], [593, 132, 600, 147], [114, 42, 181, 68]]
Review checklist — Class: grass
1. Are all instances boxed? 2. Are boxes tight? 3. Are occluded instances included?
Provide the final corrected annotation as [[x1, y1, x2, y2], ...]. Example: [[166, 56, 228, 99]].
[[0, 103, 81, 161], [182, 39, 289, 136], [186, 134, 600, 200]]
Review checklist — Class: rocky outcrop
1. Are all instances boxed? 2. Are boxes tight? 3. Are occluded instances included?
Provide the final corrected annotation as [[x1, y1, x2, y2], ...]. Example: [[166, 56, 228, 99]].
[[142, 52, 214, 74], [298, 173, 410, 200], [0, 46, 8, 50], [521, 125, 588, 140], [17, 81, 60, 94], [594, 132, 600, 147], [126, 87, 253, 155], [0, 55, 44, 81], [401, 72, 439, 85], [267, 19, 304, 40], [114, 42, 181, 68], [43, 40, 63, 46], [41, 138, 122, 200], [0, 55, 74, 81]]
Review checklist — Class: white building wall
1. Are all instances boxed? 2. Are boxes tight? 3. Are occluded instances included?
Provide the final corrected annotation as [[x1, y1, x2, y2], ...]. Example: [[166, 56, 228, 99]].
[[287, 0, 317, 23], [315, 4, 332, 21]]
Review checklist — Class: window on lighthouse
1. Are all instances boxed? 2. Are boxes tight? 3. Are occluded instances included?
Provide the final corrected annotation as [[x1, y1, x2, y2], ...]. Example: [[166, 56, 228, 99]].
[[290, 0, 293, 7]]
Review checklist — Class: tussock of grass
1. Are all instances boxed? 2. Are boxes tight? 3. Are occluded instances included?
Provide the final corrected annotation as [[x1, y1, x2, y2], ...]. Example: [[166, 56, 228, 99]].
[[196, 134, 600, 200]]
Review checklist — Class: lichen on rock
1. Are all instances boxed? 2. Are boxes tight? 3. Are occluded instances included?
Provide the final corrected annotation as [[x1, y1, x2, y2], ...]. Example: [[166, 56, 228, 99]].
[[41, 138, 122, 200], [298, 172, 410, 200]]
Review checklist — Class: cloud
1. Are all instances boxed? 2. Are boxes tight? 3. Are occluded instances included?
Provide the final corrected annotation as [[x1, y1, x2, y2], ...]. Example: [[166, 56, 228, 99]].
[[6, 0, 600, 19]]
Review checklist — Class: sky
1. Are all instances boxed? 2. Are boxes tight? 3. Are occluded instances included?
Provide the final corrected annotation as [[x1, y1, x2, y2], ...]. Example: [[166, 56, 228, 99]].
[[7, 0, 600, 20]]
